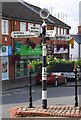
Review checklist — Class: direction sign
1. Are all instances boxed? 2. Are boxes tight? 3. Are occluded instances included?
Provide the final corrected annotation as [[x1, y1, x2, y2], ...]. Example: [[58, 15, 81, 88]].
[[29, 26, 41, 34], [55, 34, 72, 41], [46, 30, 56, 38], [11, 31, 40, 38]]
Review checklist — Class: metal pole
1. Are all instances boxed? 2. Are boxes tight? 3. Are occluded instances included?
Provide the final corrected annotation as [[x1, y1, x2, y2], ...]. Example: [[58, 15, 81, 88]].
[[28, 68, 33, 108], [42, 20, 47, 109], [74, 68, 78, 107]]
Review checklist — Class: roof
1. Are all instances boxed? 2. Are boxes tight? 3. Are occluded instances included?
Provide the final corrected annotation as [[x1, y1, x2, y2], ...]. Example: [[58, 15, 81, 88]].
[[2, 2, 53, 25], [2, 2, 42, 23], [49, 15, 71, 29], [24, 2, 71, 29], [2, 1, 71, 29], [71, 34, 81, 44]]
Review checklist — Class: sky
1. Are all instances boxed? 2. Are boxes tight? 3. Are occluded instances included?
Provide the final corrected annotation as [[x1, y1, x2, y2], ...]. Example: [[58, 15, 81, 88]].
[[23, 0, 81, 34]]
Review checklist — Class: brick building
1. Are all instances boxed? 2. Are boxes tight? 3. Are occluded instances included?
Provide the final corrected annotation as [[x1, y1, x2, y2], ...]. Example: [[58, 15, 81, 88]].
[[1, 1, 71, 82]]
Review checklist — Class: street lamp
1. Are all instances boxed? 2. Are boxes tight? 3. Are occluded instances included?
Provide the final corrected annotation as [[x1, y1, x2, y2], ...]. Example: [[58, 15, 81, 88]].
[[40, 8, 49, 109], [28, 65, 33, 108]]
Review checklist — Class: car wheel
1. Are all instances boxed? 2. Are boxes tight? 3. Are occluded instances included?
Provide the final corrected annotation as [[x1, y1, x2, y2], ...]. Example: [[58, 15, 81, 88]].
[[55, 80, 58, 86]]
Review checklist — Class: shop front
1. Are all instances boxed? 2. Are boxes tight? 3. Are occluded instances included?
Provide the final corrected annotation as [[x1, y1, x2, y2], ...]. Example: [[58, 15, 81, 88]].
[[14, 42, 42, 79], [0, 46, 12, 81]]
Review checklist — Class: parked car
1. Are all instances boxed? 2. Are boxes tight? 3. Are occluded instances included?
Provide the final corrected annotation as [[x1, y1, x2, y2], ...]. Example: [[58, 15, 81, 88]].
[[61, 71, 81, 81], [35, 72, 67, 86]]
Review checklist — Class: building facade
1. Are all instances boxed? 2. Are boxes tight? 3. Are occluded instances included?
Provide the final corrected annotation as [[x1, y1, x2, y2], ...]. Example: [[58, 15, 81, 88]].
[[1, 1, 71, 82]]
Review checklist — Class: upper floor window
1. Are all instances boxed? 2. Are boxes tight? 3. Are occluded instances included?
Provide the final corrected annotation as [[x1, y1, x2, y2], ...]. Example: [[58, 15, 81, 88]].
[[54, 27, 57, 34], [61, 28, 64, 35], [2, 20, 8, 34], [58, 27, 60, 34], [64, 29, 67, 34], [20, 22, 26, 32]]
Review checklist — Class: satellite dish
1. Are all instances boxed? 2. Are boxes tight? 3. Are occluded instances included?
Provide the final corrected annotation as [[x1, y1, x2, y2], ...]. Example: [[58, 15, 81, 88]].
[[40, 8, 49, 19]]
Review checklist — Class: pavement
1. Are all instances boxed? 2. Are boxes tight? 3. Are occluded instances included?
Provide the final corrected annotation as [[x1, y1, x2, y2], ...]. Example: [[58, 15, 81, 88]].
[[2, 77, 35, 92], [2, 79, 81, 119]]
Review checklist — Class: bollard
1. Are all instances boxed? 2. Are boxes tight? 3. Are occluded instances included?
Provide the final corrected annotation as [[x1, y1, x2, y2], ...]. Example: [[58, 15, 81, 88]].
[[74, 68, 78, 107], [28, 65, 34, 108]]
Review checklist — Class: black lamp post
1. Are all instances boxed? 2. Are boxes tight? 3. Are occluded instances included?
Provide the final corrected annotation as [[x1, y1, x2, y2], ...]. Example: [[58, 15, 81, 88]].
[[74, 67, 78, 107], [28, 65, 33, 108]]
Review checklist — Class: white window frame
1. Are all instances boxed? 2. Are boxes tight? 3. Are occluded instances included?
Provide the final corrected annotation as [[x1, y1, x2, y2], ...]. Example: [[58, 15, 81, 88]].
[[64, 29, 67, 34], [2, 20, 8, 35], [58, 27, 60, 35], [20, 22, 26, 32], [61, 28, 64, 35], [54, 27, 57, 34]]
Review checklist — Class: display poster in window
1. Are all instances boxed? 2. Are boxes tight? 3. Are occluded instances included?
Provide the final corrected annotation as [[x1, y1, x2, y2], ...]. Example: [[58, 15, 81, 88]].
[[2, 57, 9, 80]]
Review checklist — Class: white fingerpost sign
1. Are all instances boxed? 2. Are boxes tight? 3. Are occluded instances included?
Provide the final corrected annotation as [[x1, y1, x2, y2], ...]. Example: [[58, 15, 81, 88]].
[[11, 31, 40, 38], [46, 30, 56, 38]]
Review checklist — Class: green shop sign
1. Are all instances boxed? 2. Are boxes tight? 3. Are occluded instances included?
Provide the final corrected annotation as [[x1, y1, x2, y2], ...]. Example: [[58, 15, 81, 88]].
[[15, 42, 42, 56], [20, 45, 42, 56]]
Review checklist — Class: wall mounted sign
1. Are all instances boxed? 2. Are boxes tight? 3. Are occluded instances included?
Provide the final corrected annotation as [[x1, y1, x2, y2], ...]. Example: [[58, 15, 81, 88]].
[[0, 46, 12, 56]]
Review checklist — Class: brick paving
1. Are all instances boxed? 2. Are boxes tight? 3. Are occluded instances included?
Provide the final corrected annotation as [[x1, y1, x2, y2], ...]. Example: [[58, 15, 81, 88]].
[[10, 105, 81, 118]]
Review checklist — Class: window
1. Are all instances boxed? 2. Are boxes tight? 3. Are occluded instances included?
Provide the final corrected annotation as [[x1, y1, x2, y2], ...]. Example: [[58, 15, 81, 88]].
[[2, 20, 8, 34], [61, 28, 63, 35], [20, 22, 26, 32], [54, 27, 57, 34], [64, 29, 67, 34], [58, 27, 60, 35]]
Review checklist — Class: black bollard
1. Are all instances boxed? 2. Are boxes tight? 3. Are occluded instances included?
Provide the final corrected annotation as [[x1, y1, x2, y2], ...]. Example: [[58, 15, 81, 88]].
[[28, 66, 33, 108], [74, 68, 78, 107]]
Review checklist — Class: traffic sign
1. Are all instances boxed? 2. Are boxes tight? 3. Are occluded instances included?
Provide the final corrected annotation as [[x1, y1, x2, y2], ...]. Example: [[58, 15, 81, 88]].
[[46, 30, 56, 38], [11, 31, 39, 38]]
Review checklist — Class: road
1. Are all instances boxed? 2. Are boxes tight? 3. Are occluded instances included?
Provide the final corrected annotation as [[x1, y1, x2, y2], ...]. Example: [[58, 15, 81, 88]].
[[2, 81, 81, 118]]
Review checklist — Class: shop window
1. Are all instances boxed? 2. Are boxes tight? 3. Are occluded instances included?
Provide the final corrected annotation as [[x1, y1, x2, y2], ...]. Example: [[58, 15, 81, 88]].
[[64, 44, 68, 50], [15, 59, 36, 78], [15, 60, 27, 77]]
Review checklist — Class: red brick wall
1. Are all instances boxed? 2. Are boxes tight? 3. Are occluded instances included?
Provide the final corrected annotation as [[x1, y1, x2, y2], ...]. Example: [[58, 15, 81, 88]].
[[0, 19, 2, 45], [0, 19, 2, 81], [0, 58, 1, 82], [2, 18, 70, 81]]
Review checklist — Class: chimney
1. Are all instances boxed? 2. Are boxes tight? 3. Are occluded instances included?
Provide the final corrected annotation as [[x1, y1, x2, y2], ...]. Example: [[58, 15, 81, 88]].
[[78, 2, 81, 34], [78, 26, 81, 34]]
